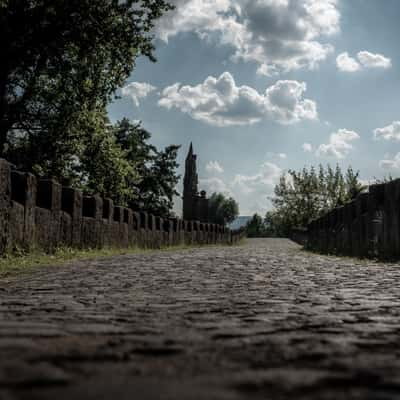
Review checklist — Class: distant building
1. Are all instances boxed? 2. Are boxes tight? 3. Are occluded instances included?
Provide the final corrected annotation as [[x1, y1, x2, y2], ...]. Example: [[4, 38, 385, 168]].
[[182, 143, 209, 222]]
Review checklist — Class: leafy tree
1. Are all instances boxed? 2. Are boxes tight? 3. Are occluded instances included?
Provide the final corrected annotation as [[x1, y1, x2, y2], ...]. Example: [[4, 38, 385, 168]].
[[264, 211, 281, 237], [268, 164, 365, 236], [0, 1, 182, 218], [1, 0, 173, 178], [75, 111, 140, 206], [246, 214, 267, 238], [30, 114, 181, 217], [113, 118, 180, 217], [144, 145, 181, 217], [208, 193, 239, 225]]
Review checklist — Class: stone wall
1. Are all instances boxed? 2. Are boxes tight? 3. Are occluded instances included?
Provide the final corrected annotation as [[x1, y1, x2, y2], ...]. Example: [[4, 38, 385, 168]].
[[292, 180, 400, 259], [0, 159, 246, 255]]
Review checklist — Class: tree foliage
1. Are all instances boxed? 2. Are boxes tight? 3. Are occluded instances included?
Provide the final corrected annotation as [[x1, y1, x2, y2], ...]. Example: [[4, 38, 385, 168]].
[[0, 0, 172, 176], [113, 118, 180, 216], [208, 193, 239, 226], [0, 1, 182, 218], [246, 214, 267, 238], [77, 117, 180, 217], [75, 111, 139, 206], [267, 164, 365, 236]]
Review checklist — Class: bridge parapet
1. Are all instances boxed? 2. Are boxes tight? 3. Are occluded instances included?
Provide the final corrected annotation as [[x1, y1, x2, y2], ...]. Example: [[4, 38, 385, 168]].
[[0, 158, 243, 255], [292, 178, 400, 259]]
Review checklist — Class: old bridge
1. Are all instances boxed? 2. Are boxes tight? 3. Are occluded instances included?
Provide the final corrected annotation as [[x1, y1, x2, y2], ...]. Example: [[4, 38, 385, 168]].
[[1, 238, 400, 399]]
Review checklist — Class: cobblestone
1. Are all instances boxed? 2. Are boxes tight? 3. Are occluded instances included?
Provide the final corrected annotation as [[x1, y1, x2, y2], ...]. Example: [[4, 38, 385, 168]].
[[1, 239, 400, 399]]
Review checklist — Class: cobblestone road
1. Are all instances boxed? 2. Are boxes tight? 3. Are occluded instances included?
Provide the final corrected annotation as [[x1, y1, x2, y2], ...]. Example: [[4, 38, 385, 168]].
[[1, 239, 400, 399]]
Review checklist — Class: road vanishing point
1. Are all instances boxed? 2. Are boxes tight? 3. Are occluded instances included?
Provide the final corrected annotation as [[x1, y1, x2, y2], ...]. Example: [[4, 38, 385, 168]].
[[1, 239, 400, 400]]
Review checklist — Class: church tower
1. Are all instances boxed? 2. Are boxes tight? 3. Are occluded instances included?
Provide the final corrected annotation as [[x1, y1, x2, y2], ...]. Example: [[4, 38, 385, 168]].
[[182, 143, 198, 220], [182, 143, 209, 222]]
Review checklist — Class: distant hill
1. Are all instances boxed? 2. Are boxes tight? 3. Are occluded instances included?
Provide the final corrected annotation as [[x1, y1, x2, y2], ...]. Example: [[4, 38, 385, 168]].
[[229, 216, 252, 230]]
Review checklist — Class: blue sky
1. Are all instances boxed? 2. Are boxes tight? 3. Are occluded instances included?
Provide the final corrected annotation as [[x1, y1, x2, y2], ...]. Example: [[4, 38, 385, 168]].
[[108, 0, 400, 216]]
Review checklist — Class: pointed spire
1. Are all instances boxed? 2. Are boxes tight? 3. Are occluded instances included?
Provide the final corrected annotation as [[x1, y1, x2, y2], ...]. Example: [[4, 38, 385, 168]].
[[186, 142, 193, 159]]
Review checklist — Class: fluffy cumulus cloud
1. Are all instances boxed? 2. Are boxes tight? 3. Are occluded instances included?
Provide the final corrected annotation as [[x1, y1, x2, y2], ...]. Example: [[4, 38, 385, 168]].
[[379, 153, 400, 170], [121, 82, 157, 106], [198, 159, 283, 215], [156, 0, 340, 74], [205, 160, 224, 173], [336, 52, 360, 72], [336, 51, 391, 72], [158, 72, 317, 126], [316, 128, 359, 159], [155, 0, 232, 41], [199, 177, 232, 196], [357, 51, 392, 69], [232, 161, 282, 194], [302, 142, 313, 152], [373, 121, 400, 141]]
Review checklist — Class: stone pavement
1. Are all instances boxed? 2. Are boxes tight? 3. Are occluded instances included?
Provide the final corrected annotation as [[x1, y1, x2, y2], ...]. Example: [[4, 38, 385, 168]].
[[1, 238, 400, 400]]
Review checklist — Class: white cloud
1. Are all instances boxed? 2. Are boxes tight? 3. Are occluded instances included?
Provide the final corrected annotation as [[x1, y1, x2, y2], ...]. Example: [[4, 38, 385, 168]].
[[336, 52, 360, 72], [205, 161, 224, 173], [158, 72, 317, 126], [198, 159, 283, 215], [230, 161, 282, 214], [155, 0, 232, 41], [265, 80, 318, 124], [336, 50, 391, 72], [374, 121, 400, 141], [316, 128, 360, 159], [157, 0, 340, 74], [266, 152, 287, 160], [302, 142, 313, 152], [121, 82, 157, 106], [357, 51, 392, 69], [379, 153, 400, 170], [232, 162, 282, 194], [199, 177, 232, 196]]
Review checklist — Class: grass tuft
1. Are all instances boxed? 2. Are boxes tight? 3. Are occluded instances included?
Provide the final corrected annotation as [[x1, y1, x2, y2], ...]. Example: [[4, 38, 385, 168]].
[[0, 242, 238, 279], [0, 246, 142, 278]]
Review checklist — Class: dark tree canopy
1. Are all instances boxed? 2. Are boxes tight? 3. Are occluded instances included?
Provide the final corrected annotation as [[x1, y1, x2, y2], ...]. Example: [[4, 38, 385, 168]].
[[0, 0, 172, 176], [208, 192, 239, 226], [113, 118, 180, 217], [0, 1, 182, 218], [77, 117, 180, 217], [246, 214, 267, 238]]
